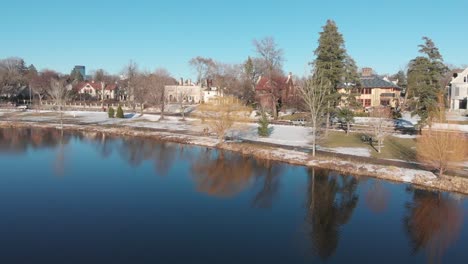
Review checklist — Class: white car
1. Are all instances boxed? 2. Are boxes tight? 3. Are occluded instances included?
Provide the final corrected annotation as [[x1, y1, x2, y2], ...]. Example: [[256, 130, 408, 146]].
[[292, 119, 306, 126]]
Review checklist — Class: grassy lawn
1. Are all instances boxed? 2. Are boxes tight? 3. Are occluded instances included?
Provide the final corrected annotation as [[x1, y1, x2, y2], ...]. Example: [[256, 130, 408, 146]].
[[321, 131, 417, 162], [448, 120, 468, 125]]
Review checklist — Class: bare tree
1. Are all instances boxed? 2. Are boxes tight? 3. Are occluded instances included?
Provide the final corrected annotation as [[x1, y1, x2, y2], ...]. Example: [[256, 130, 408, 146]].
[[0, 57, 26, 99], [121, 61, 139, 108], [253, 37, 284, 118], [198, 96, 252, 144], [189, 56, 216, 85], [176, 88, 190, 121], [298, 75, 329, 156], [133, 72, 151, 115], [30, 70, 59, 107], [48, 78, 70, 129], [368, 107, 393, 153], [151, 68, 174, 121]]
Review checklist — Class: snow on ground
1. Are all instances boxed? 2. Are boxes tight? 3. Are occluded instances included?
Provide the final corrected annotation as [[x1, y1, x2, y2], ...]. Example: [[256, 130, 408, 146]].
[[234, 124, 312, 147], [401, 112, 420, 125], [391, 134, 417, 139], [432, 123, 468, 132], [446, 111, 468, 122], [319, 147, 371, 157]]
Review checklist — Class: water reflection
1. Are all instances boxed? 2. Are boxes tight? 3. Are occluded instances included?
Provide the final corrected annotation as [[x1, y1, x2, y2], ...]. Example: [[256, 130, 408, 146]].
[[365, 181, 390, 213], [0, 127, 70, 153], [0, 127, 467, 263], [191, 150, 255, 197], [306, 168, 359, 260], [404, 188, 464, 264]]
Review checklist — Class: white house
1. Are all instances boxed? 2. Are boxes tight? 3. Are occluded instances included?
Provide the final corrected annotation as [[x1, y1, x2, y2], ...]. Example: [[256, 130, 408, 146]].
[[203, 87, 224, 102], [449, 67, 468, 111], [75, 81, 118, 100], [164, 78, 224, 104]]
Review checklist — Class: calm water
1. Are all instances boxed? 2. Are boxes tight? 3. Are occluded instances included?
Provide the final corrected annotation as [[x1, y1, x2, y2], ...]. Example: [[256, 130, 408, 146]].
[[0, 127, 467, 264]]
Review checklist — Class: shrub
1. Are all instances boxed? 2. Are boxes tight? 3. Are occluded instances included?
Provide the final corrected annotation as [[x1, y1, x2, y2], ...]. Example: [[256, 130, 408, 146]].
[[257, 110, 271, 137], [108, 107, 115, 118], [116, 105, 124, 118]]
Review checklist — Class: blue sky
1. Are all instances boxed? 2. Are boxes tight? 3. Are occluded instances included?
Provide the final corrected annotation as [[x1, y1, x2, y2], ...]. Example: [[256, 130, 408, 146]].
[[1, 0, 467, 78]]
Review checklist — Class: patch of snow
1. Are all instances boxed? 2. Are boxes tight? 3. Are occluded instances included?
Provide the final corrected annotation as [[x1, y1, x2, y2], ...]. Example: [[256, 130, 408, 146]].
[[432, 123, 468, 132], [235, 124, 312, 147], [319, 147, 371, 157], [391, 134, 417, 139]]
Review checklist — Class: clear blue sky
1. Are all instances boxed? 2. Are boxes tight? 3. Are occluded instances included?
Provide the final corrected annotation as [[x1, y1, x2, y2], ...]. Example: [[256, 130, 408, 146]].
[[1, 0, 467, 78]]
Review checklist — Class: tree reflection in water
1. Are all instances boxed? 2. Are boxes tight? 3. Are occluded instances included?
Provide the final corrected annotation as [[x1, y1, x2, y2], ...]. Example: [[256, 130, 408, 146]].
[[191, 150, 255, 197], [0, 127, 69, 153], [404, 188, 463, 264], [306, 168, 359, 260], [251, 159, 282, 209], [365, 181, 390, 213]]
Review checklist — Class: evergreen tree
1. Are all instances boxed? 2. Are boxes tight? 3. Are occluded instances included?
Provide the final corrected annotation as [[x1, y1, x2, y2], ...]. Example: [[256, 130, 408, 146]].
[[312, 20, 347, 91], [336, 107, 354, 135], [311, 20, 354, 134], [108, 107, 115, 118], [407, 37, 448, 127], [27, 64, 38, 76], [257, 110, 271, 137], [116, 105, 124, 118], [394, 70, 407, 90], [70, 68, 84, 83]]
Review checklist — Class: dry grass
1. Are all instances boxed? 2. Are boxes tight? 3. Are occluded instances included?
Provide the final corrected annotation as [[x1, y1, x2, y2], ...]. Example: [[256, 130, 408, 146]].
[[322, 131, 417, 161]]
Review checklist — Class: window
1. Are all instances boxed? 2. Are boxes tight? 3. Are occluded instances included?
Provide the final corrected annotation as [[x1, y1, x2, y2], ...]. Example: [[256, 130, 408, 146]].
[[464, 77, 467, 83], [365, 99, 371, 107], [360, 88, 371, 94], [455, 87, 460, 97]]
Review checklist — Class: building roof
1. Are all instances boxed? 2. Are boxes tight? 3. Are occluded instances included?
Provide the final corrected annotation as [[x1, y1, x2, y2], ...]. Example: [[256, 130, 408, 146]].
[[255, 75, 292, 91], [450, 67, 468, 84], [339, 75, 400, 89], [360, 75, 400, 89], [75, 81, 118, 91]]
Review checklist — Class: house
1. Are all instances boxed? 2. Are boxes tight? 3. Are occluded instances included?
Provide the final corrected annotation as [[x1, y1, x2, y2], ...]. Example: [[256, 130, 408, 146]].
[[75, 81, 118, 100], [203, 87, 224, 102], [165, 78, 224, 104], [338, 68, 401, 108], [449, 67, 468, 111], [255, 73, 295, 111]]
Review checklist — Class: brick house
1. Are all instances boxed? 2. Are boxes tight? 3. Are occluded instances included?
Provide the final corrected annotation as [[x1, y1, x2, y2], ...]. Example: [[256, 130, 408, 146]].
[[255, 73, 296, 111]]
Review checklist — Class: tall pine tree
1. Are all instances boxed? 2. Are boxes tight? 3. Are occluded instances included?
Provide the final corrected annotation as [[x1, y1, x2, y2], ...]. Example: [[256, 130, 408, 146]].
[[311, 20, 356, 133], [407, 37, 448, 127]]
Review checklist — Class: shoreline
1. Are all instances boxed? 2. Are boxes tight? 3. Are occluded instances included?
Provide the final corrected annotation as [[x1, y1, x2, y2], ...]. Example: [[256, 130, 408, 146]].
[[1, 119, 468, 196]]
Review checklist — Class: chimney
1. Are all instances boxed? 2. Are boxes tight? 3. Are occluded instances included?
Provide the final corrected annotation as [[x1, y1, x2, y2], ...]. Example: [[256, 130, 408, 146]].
[[362, 68, 373, 77]]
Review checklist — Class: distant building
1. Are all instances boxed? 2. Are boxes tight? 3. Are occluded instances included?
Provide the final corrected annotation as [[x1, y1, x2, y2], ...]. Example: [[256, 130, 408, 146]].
[[73, 65, 86, 79], [255, 73, 295, 112], [74, 81, 118, 100], [449, 67, 468, 111], [165, 78, 223, 104], [338, 68, 401, 108]]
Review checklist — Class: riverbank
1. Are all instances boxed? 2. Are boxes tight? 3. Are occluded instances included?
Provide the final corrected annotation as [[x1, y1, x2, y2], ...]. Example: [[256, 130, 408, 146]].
[[1, 118, 468, 196]]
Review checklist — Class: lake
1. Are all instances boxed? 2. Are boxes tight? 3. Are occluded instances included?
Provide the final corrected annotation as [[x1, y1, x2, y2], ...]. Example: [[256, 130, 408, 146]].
[[0, 127, 466, 264]]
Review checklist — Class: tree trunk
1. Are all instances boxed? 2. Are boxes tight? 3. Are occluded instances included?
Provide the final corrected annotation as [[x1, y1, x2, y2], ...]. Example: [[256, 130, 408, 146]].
[[311, 125, 316, 157], [346, 122, 350, 135], [325, 101, 330, 136], [181, 103, 186, 121], [140, 103, 144, 115], [59, 105, 63, 130], [160, 94, 165, 121]]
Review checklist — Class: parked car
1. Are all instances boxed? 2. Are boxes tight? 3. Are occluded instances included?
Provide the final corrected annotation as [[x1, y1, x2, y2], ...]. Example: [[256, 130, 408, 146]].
[[292, 119, 306, 126]]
